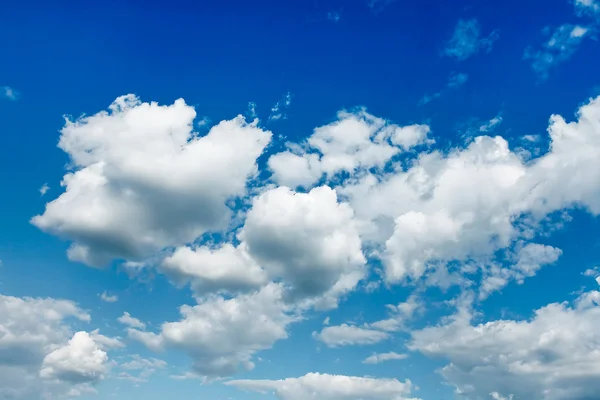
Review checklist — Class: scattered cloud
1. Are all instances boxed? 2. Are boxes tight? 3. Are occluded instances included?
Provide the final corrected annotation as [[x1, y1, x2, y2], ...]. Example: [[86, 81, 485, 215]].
[[420, 72, 468, 105], [39, 183, 50, 196], [367, 0, 397, 13], [117, 312, 146, 329], [0, 293, 111, 398], [269, 92, 292, 121], [313, 324, 390, 347], [327, 11, 341, 23], [524, 24, 590, 80], [226, 372, 419, 400], [99, 291, 118, 302], [363, 352, 408, 364], [127, 284, 297, 379], [479, 115, 503, 132], [444, 19, 499, 61], [2, 86, 18, 101], [409, 290, 600, 399]]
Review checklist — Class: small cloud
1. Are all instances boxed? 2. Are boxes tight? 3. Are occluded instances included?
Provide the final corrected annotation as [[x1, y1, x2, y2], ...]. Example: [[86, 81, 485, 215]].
[[2, 86, 18, 101], [367, 0, 396, 13], [446, 72, 469, 89], [327, 11, 340, 23], [39, 183, 50, 196], [99, 291, 118, 302], [479, 115, 503, 132], [269, 92, 292, 121], [362, 352, 408, 364], [247, 102, 257, 119], [524, 24, 590, 80], [323, 317, 330, 325], [444, 19, 499, 61], [419, 72, 468, 105]]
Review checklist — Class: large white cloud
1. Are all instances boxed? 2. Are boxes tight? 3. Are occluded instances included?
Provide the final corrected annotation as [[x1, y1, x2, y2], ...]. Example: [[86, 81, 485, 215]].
[[339, 96, 600, 285], [31, 94, 272, 267], [127, 283, 296, 379], [226, 372, 420, 400], [165, 185, 366, 307], [409, 290, 600, 399]]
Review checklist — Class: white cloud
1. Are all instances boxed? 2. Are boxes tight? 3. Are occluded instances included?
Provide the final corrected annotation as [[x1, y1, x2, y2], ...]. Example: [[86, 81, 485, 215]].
[[479, 115, 503, 132], [117, 312, 146, 329], [409, 290, 600, 399], [161, 243, 268, 296], [226, 372, 419, 400], [118, 354, 166, 383], [339, 95, 600, 285], [0, 293, 100, 398], [89, 329, 124, 350], [575, 0, 600, 16], [327, 11, 341, 22], [239, 185, 366, 308], [444, 19, 499, 61], [99, 291, 118, 302], [40, 331, 109, 384], [479, 243, 562, 299], [269, 92, 292, 121], [269, 109, 432, 189], [39, 183, 50, 196], [524, 24, 590, 80], [2, 86, 18, 100], [363, 352, 408, 364], [31, 95, 272, 267], [314, 324, 389, 347], [127, 284, 296, 379]]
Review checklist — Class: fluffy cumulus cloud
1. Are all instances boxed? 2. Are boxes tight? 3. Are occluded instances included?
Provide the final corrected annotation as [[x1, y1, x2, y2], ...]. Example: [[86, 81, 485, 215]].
[[444, 19, 499, 61], [226, 372, 419, 400], [0, 293, 113, 398], [127, 283, 296, 379], [164, 185, 365, 307], [32, 94, 272, 267], [40, 331, 108, 384], [268, 109, 432, 189], [338, 95, 600, 286], [409, 290, 600, 399]]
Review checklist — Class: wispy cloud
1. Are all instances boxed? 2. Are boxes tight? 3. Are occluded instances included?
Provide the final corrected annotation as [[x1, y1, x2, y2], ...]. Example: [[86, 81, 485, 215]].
[[99, 291, 118, 303], [575, 0, 600, 17], [269, 92, 292, 121], [327, 11, 341, 23], [2, 86, 18, 101], [39, 183, 50, 196], [420, 72, 469, 105], [524, 24, 590, 80], [444, 19, 499, 61], [367, 0, 396, 13]]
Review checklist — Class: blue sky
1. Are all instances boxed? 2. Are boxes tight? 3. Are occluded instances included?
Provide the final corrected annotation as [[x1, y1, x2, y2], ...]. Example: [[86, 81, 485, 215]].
[[1, 0, 600, 399]]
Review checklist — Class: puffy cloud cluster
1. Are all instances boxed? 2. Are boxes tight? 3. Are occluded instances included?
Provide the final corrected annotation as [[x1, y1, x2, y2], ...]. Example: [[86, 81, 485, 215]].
[[0, 293, 114, 398], [409, 290, 600, 399], [126, 283, 296, 379], [268, 109, 432, 188], [31, 95, 272, 267], [165, 185, 366, 309], [32, 93, 600, 394], [339, 96, 600, 287], [226, 372, 420, 400]]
